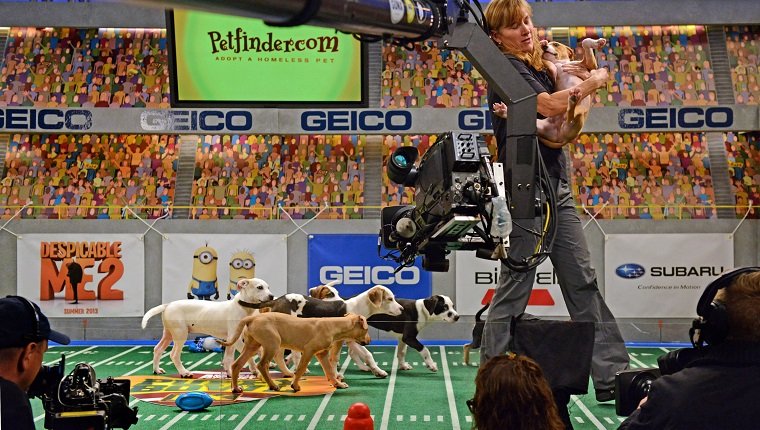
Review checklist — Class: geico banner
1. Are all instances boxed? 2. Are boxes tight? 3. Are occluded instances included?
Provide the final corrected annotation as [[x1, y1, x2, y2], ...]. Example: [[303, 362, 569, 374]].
[[2, 106, 754, 134], [161, 234, 287, 302], [604, 234, 733, 318], [308, 234, 431, 299], [17, 234, 145, 317], [454, 253, 569, 317]]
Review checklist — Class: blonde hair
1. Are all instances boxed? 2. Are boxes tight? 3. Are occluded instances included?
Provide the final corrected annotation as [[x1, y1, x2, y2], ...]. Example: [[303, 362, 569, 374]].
[[484, 0, 545, 71], [716, 271, 760, 342]]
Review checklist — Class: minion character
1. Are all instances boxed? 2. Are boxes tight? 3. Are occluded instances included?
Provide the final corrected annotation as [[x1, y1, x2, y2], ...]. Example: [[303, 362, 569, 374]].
[[227, 250, 255, 300], [188, 244, 219, 300]]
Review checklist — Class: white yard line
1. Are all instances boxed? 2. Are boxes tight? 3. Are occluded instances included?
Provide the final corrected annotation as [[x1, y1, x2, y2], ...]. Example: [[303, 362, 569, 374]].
[[571, 395, 608, 430], [44, 345, 97, 365], [91, 346, 141, 367], [439, 346, 461, 430], [234, 400, 268, 430], [628, 352, 647, 369], [379, 346, 399, 430], [307, 354, 353, 430]]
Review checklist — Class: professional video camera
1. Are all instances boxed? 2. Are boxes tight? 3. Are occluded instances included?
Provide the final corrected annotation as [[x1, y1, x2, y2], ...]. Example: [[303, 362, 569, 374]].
[[28, 354, 139, 430], [379, 132, 511, 272], [614, 347, 705, 416]]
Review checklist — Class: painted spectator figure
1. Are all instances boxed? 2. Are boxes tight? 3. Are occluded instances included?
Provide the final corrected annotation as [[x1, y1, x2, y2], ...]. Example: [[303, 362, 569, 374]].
[[0, 296, 70, 430], [67, 257, 83, 305]]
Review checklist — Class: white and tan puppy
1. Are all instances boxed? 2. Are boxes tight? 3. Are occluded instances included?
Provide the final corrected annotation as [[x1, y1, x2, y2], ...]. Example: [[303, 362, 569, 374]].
[[141, 277, 274, 378], [220, 312, 371, 393]]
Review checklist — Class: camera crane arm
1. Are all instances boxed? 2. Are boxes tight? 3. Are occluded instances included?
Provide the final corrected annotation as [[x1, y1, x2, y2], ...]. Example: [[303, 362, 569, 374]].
[[123, 0, 539, 220]]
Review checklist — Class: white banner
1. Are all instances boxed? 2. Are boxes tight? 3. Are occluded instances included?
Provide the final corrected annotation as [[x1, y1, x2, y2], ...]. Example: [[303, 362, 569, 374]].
[[17, 234, 145, 317], [604, 234, 734, 318], [161, 234, 287, 303], [455, 253, 569, 317]]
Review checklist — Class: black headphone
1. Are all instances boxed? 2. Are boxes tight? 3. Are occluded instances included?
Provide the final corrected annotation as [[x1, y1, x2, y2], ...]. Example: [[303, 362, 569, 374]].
[[690, 266, 760, 348], [6, 295, 42, 342]]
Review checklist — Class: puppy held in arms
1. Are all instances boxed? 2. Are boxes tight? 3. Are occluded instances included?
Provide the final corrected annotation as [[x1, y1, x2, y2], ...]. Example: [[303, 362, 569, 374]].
[[219, 311, 371, 393], [493, 38, 606, 148]]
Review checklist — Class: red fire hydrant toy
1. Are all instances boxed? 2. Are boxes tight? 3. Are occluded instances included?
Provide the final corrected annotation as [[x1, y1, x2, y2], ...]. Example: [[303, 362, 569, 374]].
[[344, 402, 374, 430]]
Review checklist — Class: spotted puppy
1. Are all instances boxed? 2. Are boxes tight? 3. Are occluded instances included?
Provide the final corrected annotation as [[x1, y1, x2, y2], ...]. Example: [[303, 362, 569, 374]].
[[353, 295, 460, 373]]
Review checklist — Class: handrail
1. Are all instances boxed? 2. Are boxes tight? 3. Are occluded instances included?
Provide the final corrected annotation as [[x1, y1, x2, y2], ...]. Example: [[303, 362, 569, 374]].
[[0, 203, 757, 220]]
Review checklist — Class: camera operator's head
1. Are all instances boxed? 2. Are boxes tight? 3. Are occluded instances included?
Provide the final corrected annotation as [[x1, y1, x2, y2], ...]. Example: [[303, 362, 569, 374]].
[[691, 267, 760, 348], [0, 296, 70, 391], [711, 268, 760, 343]]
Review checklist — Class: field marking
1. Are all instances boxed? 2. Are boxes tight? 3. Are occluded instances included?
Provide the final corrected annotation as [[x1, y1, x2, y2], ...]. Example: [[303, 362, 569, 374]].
[[306, 354, 353, 430], [571, 395, 608, 429], [159, 412, 187, 430], [379, 345, 400, 430], [439, 345, 461, 430], [44, 345, 97, 365], [628, 353, 647, 369], [234, 399, 268, 430], [92, 346, 141, 367]]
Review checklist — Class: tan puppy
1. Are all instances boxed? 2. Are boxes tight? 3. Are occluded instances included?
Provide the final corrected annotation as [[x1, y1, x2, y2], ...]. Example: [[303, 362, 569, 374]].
[[538, 38, 607, 148], [219, 312, 371, 393]]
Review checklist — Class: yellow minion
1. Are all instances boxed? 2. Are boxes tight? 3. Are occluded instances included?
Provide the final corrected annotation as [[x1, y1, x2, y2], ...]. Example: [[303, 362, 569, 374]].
[[188, 244, 219, 300], [227, 250, 256, 300]]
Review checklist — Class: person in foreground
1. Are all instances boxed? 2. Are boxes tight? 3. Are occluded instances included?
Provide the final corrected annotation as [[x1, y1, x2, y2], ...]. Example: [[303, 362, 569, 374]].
[[469, 353, 564, 430], [0, 295, 71, 430], [619, 267, 760, 430], [482, 0, 629, 406]]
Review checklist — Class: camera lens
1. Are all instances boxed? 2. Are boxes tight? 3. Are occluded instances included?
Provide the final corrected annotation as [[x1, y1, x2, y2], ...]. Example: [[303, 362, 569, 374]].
[[393, 154, 410, 168]]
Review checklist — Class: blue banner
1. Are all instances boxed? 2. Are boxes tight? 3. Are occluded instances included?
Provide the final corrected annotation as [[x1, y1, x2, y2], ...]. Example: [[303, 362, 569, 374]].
[[308, 234, 431, 299]]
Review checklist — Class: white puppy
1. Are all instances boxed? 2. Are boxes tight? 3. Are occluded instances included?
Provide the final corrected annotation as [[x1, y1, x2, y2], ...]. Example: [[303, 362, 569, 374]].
[[141, 277, 274, 378]]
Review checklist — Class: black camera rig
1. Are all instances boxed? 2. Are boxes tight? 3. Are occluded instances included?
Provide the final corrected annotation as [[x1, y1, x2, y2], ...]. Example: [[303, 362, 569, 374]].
[[379, 132, 510, 272], [28, 354, 139, 430], [615, 347, 705, 416]]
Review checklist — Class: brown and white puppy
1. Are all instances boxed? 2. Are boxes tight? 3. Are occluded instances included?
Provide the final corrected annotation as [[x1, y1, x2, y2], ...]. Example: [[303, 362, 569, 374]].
[[219, 312, 371, 393], [141, 277, 274, 378], [258, 285, 404, 378], [538, 37, 607, 148]]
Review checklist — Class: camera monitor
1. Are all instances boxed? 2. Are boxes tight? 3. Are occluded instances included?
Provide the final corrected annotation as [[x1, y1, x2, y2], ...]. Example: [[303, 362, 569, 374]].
[[166, 9, 368, 107]]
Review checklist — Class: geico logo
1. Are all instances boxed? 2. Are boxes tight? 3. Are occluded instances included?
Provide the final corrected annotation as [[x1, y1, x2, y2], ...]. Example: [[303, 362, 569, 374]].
[[618, 107, 733, 129], [140, 110, 253, 131], [0, 108, 92, 130], [650, 266, 725, 277], [319, 265, 420, 285], [301, 110, 412, 132], [458, 109, 493, 131]]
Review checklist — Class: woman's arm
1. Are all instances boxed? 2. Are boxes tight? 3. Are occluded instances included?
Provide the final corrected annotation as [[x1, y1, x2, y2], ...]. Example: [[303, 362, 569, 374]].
[[536, 68, 609, 117]]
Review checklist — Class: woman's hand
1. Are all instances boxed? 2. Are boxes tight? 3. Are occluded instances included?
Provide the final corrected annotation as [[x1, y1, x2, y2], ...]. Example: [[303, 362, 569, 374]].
[[492, 102, 508, 118], [561, 63, 592, 80]]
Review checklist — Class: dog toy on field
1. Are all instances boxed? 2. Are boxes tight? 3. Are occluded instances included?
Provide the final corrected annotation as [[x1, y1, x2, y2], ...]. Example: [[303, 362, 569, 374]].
[[175, 391, 213, 412], [187, 336, 224, 353], [344, 402, 373, 430]]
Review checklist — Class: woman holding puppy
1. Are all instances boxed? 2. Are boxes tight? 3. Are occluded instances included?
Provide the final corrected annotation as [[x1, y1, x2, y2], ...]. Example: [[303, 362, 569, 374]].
[[481, 0, 629, 426]]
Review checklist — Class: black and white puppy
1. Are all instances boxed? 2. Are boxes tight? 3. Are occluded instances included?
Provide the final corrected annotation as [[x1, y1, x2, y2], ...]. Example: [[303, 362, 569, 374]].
[[356, 295, 460, 372]]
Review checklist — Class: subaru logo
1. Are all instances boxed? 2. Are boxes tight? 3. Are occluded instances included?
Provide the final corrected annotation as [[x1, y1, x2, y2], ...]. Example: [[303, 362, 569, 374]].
[[616, 264, 646, 279]]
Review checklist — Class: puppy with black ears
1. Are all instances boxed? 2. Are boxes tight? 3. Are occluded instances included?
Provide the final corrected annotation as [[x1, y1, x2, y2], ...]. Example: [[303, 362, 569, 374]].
[[359, 295, 460, 372]]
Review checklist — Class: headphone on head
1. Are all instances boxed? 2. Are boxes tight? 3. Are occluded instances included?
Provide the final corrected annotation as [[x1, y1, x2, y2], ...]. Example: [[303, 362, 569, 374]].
[[690, 266, 760, 348]]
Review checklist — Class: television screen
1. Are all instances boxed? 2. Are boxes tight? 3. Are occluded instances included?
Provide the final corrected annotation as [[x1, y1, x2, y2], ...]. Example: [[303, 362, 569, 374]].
[[166, 9, 367, 107]]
